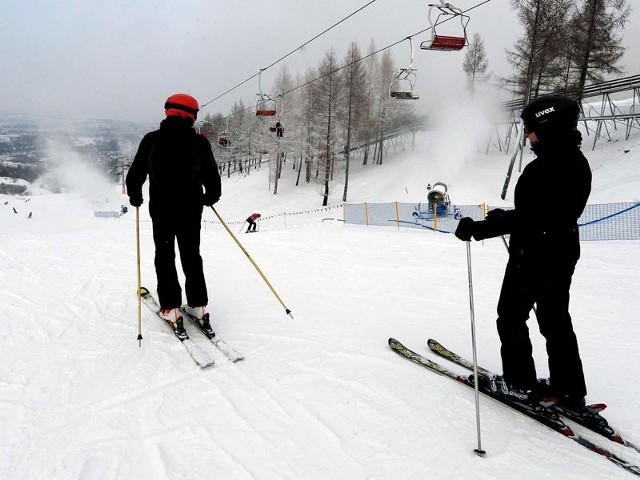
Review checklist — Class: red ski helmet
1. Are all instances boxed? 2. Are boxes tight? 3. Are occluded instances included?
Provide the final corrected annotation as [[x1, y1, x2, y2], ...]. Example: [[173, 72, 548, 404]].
[[164, 93, 199, 121]]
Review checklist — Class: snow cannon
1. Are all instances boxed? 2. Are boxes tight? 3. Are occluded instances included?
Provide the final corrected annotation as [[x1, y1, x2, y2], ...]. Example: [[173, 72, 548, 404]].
[[427, 182, 450, 215]]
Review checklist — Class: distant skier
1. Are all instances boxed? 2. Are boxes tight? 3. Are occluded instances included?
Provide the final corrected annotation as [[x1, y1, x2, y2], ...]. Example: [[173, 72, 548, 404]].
[[126, 93, 221, 334], [454, 94, 591, 412], [245, 213, 261, 233], [275, 122, 284, 138]]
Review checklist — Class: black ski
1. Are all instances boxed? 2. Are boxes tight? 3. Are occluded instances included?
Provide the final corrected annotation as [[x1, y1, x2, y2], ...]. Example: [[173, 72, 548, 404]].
[[388, 338, 640, 477], [426, 338, 640, 454], [179, 307, 244, 362], [139, 287, 215, 369]]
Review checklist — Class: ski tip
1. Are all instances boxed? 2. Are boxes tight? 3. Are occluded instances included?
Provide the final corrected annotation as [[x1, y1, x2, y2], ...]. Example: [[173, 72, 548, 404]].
[[587, 403, 607, 412]]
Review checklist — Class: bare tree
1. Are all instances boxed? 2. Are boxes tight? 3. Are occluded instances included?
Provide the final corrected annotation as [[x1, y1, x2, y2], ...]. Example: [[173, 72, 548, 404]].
[[361, 39, 380, 166], [315, 49, 342, 206], [374, 50, 395, 165], [571, 0, 630, 101], [506, 0, 572, 101], [463, 33, 489, 92], [270, 65, 296, 194], [340, 42, 371, 202]]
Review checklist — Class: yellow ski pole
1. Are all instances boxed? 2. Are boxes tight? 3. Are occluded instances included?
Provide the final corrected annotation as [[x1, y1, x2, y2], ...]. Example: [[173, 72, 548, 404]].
[[136, 207, 143, 346], [211, 207, 293, 318]]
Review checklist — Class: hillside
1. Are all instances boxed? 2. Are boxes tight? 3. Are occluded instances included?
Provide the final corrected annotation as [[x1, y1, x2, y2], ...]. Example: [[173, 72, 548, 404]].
[[1, 122, 639, 479]]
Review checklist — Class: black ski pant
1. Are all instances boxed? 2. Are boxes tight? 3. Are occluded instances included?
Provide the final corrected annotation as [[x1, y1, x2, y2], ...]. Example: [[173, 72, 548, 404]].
[[152, 212, 208, 310], [496, 256, 587, 398]]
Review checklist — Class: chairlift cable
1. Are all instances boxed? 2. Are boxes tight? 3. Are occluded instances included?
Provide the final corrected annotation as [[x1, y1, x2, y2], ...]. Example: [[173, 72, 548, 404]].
[[200, 0, 379, 109], [210, 0, 493, 119]]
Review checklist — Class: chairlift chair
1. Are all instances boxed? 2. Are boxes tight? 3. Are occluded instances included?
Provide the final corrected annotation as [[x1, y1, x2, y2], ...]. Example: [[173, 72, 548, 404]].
[[255, 69, 277, 116], [218, 132, 230, 148], [217, 118, 230, 147], [256, 95, 277, 116], [197, 121, 215, 140], [420, 1, 470, 52], [390, 38, 420, 100]]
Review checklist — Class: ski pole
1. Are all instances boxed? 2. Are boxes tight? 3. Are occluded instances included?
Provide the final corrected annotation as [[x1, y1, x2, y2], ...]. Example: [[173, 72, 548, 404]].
[[211, 207, 293, 319], [238, 221, 246, 234], [135, 207, 143, 346], [466, 241, 486, 456]]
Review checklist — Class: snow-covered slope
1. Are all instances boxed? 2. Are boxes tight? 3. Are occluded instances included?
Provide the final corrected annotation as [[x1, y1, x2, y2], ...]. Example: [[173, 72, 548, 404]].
[[1, 124, 639, 479]]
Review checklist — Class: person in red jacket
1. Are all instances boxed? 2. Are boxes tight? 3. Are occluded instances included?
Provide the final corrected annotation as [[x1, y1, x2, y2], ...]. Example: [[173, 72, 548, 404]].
[[126, 93, 221, 335], [246, 213, 261, 233]]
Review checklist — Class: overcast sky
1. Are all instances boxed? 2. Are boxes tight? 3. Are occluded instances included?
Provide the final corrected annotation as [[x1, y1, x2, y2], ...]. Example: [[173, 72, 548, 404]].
[[1, 0, 639, 124]]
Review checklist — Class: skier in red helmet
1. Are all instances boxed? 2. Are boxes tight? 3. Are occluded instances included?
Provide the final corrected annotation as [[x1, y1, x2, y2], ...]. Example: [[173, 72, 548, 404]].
[[126, 93, 221, 336]]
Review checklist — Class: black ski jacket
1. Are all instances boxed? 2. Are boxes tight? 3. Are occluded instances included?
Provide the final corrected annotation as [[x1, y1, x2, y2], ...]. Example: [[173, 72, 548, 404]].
[[126, 117, 221, 219], [473, 134, 592, 264]]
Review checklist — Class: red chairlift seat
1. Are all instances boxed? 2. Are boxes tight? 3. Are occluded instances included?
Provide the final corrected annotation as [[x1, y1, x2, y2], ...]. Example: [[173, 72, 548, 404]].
[[256, 98, 276, 116], [196, 121, 215, 139], [422, 35, 466, 51], [256, 107, 276, 116], [420, 2, 470, 52]]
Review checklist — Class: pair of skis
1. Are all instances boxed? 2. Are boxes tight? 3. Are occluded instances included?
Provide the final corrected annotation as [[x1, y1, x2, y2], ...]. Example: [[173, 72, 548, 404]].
[[139, 287, 243, 368], [389, 337, 640, 477]]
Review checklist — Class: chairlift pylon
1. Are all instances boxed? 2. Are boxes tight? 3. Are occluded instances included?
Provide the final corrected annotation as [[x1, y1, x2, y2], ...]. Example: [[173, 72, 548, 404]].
[[256, 69, 277, 116], [420, 1, 470, 52], [390, 37, 420, 100]]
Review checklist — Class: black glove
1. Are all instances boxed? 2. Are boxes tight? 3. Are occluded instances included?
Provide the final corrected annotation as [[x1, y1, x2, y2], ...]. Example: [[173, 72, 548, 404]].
[[485, 208, 506, 222], [455, 217, 476, 241], [202, 192, 219, 207], [128, 193, 143, 208]]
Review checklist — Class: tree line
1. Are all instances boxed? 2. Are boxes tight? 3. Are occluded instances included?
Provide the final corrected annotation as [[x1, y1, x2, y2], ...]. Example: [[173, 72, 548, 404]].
[[202, 40, 421, 205], [201, 0, 631, 205], [505, 0, 630, 103]]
